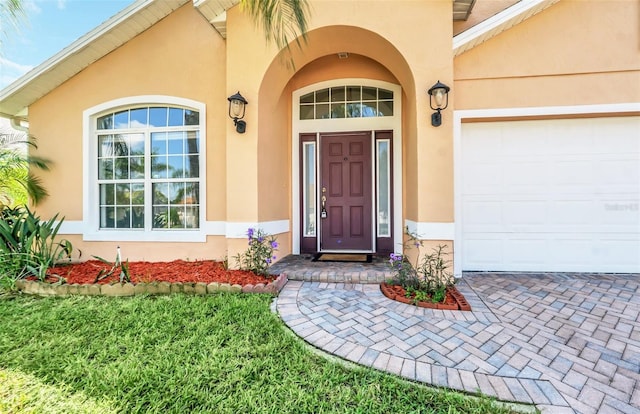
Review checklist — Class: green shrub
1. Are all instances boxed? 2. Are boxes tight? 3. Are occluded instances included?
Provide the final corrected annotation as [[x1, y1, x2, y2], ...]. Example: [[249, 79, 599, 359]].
[[388, 228, 454, 303], [234, 228, 278, 276], [0, 206, 74, 287]]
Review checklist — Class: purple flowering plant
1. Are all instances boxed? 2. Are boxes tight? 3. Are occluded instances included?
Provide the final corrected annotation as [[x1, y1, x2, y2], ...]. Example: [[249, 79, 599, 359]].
[[234, 228, 279, 277], [388, 227, 454, 302]]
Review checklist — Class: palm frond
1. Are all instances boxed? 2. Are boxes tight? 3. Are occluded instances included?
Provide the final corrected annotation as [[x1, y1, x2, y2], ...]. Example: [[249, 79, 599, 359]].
[[240, 0, 310, 52], [0, 132, 51, 206]]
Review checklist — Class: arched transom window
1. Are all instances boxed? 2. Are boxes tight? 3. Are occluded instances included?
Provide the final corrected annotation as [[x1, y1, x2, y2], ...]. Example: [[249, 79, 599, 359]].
[[299, 86, 394, 120]]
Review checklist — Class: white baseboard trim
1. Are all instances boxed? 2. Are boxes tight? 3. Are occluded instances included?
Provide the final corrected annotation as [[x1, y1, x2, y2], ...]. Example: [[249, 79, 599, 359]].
[[404, 220, 455, 241], [226, 220, 290, 238], [58, 220, 291, 240]]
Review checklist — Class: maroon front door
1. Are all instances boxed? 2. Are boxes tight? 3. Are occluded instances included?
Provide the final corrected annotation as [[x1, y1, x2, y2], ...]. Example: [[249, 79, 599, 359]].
[[320, 132, 373, 251]]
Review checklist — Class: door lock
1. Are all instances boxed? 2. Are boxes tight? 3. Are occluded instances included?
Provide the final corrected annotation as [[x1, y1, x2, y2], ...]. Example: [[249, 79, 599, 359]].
[[321, 195, 327, 218]]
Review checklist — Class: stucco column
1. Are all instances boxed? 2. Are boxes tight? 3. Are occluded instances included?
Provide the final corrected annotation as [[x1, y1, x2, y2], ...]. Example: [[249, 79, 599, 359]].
[[224, 6, 281, 263]]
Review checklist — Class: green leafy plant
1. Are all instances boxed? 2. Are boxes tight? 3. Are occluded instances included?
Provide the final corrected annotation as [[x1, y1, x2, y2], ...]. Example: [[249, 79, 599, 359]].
[[233, 228, 278, 277], [0, 206, 74, 287], [388, 227, 454, 303], [93, 246, 130, 283]]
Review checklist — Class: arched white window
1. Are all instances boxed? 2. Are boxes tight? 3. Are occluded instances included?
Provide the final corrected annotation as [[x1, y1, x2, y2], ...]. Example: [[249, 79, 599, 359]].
[[83, 96, 206, 242], [299, 85, 394, 120]]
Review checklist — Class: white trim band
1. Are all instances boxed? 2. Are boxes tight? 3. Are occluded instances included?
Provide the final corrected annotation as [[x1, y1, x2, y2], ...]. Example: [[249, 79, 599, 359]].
[[404, 220, 455, 241], [58, 219, 290, 241]]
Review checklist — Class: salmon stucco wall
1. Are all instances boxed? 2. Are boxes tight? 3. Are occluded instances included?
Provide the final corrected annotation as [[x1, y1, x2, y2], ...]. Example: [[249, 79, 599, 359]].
[[28, 4, 229, 261], [454, 0, 640, 110]]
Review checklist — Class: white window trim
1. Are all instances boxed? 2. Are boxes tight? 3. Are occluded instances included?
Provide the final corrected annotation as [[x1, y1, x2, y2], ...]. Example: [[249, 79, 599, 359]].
[[292, 79, 403, 254], [83, 95, 207, 242]]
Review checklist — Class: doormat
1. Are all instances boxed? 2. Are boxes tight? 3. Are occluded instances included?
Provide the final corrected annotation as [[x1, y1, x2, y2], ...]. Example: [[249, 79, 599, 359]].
[[312, 253, 372, 263]]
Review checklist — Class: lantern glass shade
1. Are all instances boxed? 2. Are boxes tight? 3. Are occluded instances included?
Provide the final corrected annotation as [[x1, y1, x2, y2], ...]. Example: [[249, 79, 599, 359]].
[[427, 81, 450, 111], [227, 91, 248, 120], [230, 99, 244, 118]]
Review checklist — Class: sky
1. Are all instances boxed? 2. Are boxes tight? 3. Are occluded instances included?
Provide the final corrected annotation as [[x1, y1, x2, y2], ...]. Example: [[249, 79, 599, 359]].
[[1, 0, 134, 90]]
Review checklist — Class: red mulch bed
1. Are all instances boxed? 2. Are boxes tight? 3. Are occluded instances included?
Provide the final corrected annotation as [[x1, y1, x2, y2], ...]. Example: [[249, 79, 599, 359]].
[[34, 260, 272, 286]]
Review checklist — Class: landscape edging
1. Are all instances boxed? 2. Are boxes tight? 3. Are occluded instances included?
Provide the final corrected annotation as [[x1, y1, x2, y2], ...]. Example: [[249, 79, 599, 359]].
[[14, 274, 288, 297]]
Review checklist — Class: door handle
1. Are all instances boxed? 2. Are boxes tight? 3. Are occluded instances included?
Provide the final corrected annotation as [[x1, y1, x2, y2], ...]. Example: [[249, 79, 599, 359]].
[[321, 195, 327, 218]]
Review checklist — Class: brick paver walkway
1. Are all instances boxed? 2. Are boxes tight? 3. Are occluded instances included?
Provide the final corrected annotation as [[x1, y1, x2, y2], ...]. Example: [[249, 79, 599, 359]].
[[274, 271, 640, 414]]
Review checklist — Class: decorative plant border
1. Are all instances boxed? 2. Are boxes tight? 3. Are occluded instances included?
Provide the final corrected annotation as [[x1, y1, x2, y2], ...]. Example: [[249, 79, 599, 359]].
[[14, 274, 288, 297], [380, 282, 471, 311]]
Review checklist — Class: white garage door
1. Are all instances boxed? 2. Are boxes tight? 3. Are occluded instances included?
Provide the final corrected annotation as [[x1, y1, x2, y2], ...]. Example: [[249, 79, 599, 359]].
[[460, 117, 640, 273]]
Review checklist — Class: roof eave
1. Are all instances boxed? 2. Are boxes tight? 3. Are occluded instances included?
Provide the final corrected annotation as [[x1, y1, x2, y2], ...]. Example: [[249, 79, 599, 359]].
[[0, 0, 190, 117], [453, 0, 561, 57]]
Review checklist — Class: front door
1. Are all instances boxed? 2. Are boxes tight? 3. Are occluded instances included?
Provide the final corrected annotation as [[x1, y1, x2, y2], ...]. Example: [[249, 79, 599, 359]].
[[320, 132, 373, 251]]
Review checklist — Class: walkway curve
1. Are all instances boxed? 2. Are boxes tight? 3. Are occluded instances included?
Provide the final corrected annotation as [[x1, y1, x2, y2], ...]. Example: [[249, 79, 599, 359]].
[[274, 273, 640, 414]]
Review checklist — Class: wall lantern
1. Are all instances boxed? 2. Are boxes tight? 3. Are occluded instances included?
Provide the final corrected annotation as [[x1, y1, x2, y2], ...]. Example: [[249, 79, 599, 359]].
[[227, 91, 248, 133], [427, 80, 450, 127]]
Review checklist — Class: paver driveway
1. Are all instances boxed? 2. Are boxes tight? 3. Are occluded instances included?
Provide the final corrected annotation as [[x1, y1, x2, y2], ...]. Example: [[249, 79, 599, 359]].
[[274, 273, 640, 414]]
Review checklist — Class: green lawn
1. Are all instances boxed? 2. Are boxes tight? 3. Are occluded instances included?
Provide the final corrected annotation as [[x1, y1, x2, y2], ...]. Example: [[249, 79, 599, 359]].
[[0, 293, 518, 413]]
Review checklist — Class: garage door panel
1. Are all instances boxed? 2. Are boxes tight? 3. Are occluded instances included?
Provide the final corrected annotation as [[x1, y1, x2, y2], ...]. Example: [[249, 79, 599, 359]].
[[460, 116, 640, 273], [462, 238, 503, 268]]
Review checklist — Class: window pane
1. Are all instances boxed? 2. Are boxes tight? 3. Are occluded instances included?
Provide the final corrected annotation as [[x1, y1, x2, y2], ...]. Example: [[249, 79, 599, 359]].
[[116, 206, 131, 228], [361, 103, 378, 117], [184, 206, 199, 228], [151, 132, 167, 155], [303, 142, 316, 236], [379, 101, 393, 116], [316, 104, 329, 119], [151, 155, 167, 179], [377, 140, 391, 237], [168, 156, 184, 178], [98, 135, 113, 157], [316, 88, 329, 103], [152, 206, 169, 229], [114, 110, 129, 129], [115, 184, 131, 205], [185, 132, 199, 154], [130, 156, 144, 179], [300, 92, 314, 104], [114, 157, 129, 179], [184, 182, 199, 204], [98, 159, 113, 180], [331, 103, 345, 118], [346, 103, 362, 118], [167, 132, 184, 155], [184, 110, 199, 126], [185, 155, 199, 178], [379, 89, 393, 100], [131, 183, 144, 204], [101, 207, 115, 228], [331, 87, 345, 102], [168, 108, 184, 126], [129, 133, 145, 155], [300, 105, 314, 120], [130, 108, 148, 127], [149, 107, 168, 127], [153, 183, 169, 204], [170, 182, 186, 204], [362, 87, 377, 100], [132, 206, 144, 228], [97, 114, 113, 130], [346, 86, 361, 101], [169, 207, 183, 228], [100, 184, 115, 205]]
